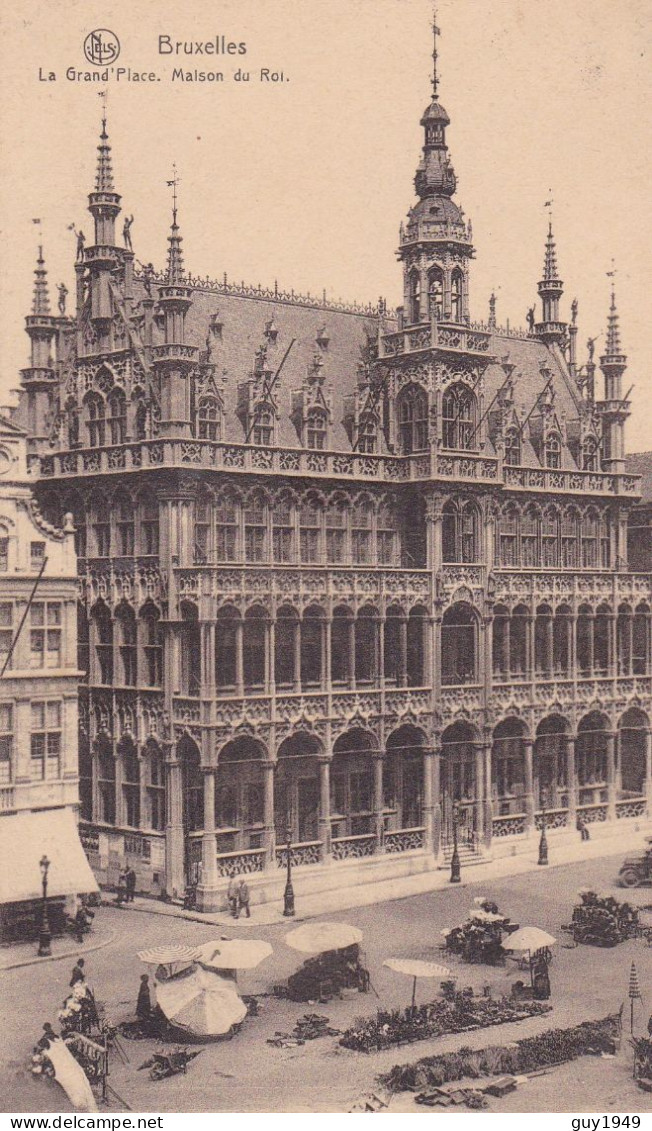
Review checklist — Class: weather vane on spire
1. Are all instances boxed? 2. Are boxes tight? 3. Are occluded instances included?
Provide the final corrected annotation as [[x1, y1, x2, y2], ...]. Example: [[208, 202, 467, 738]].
[[544, 192, 554, 226], [98, 88, 108, 131], [166, 164, 181, 222], [432, 3, 441, 99]]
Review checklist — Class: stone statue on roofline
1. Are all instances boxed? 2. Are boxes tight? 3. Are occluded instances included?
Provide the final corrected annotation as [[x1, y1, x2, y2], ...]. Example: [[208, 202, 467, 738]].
[[526, 306, 536, 332]]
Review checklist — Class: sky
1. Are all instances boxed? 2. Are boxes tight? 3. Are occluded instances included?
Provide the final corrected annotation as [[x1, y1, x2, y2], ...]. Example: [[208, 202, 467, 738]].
[[0, 0, 651, 449]]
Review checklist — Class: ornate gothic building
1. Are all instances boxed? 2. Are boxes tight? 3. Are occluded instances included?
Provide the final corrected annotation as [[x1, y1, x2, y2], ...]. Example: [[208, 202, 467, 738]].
[[13, 31, 651, 908]]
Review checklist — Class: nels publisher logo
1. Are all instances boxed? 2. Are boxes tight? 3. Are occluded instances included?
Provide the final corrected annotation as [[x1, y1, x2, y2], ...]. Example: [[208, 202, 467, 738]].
[[83, 29, 120, 66]]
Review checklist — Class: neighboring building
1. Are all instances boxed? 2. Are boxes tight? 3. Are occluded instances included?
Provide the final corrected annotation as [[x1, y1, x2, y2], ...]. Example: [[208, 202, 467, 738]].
[[0, 408, 96, 941], [626, 453, 652, 573], [13, 23, 651, 910]]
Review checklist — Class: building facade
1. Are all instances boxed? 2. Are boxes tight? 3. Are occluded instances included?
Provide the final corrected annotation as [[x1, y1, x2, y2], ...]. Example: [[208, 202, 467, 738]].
[[0, 408, 96, 939], [14, 33, 651, 909]]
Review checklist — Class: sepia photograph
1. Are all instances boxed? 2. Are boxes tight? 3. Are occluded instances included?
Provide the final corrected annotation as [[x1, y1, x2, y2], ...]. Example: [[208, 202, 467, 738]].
[[0, 0, 651, 1117]]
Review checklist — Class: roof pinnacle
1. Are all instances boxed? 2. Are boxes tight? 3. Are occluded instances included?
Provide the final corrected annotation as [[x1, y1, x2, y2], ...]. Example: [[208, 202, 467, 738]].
[[431, 3, 441, 99], [31, 246, 51, 316], [94, 106, 115, 192], [605, 282, 622, 357], [542, 221, 559, 282], [166, 166, 184, 285]]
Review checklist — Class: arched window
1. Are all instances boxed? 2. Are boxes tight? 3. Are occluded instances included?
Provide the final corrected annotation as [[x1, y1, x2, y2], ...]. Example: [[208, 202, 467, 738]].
[[115, 601, 137, 686], [108, 388, 127, 445], [144, 738, 165, 831], [576, 604, 593, 676], [140, 601, 163, 687], [119, 736, 140, 828], [409, 270, 421, 324], [306, 409, 327, 451], [244, 494, 266, 563], [534, 603, 553, 677], [633, 604, 650, 675], [511, 604, 529, 676], [180, 601, 200, 695], [397, 384, 428, 454], [428, 268, 444, 320], [77, 600, 89, 677], [179, 735, 203, 832], [544, 432, 561, 469], [451, 268, 463, 323], [442, 500, 478, 563], [216, 494, 238, 562], [504, 428, 521, 467], [441, 603, 476, 685], [92, 600, 113, 685], [134, 399, 147, 441], [325, 497, 347, 563], [243, 607, 266, 689], [553, 605, 572, 674], [114, 491, 134, 556], [216, 606, 239, 690], [351, 497, 372, 564], [594, 603, 612, 675], [85, 393, 105, 448], [541, 507, 559, 568], [331, 606, 354, 685], [442, 383, 476, 450], [355, 605, 379, 683], [582, 436, 598, 472], [492, 605, 510, 678], [407, 606, 427, 685], [384, 605, 406, 686], [273, 495, 294, 563], [581, 509, 599, 568], [521, 506, 539, 567], [497, 503, 519, 566], [377, 500, 396, 565], [67, 402, 80, 449], [197, 395, 221, 441], [252, 402, 274, 446], [299, 497, 321, 563], [275, 605, 298, 687], [561, 508, 579, 568], [301, 606, 324, 687], [97, 736, 116, 825], [138, 491, 159, 556]]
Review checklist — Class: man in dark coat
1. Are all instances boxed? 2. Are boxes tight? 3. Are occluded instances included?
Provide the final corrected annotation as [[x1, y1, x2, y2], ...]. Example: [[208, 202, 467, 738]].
[[136, 974, 152, 1020], [126, 867, 137, 902], [70, 957, 85, 987]]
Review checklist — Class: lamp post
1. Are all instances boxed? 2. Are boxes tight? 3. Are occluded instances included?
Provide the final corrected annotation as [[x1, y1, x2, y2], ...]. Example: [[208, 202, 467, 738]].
[[538, 788, 549, 866], [450, 802, 461, 884], [283, 822, 295, 917], [37, 854, 51, 957]]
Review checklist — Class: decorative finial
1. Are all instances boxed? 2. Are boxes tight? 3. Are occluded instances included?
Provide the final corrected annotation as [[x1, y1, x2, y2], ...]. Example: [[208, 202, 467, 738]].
[[166, 164, 181, 225], [432, 3, 441, 98], [165, 166, 184, 285]]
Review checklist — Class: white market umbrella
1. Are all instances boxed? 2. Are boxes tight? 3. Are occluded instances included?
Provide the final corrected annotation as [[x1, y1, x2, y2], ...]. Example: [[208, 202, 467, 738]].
[[285, 921, 363, 954], [197, 938, 272, 972], [156, 967, 247, 1037], [383, 958, 452, 1009], [504, 927, 557, 953], [137, 944, 199, 980]]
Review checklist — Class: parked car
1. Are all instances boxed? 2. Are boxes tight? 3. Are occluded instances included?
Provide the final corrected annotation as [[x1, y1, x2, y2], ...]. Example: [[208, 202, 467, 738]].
[[618, 850, 652, 888]]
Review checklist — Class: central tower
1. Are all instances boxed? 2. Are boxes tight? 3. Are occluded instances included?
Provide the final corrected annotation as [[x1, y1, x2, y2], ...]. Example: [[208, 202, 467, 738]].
[[398, 11, 474, 327]]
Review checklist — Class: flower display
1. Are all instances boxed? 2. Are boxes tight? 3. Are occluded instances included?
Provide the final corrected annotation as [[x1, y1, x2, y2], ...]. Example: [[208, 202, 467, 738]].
[[443, 899, 516, 965], [571, 891, 640, 947], [339, 986, 550, 1053]]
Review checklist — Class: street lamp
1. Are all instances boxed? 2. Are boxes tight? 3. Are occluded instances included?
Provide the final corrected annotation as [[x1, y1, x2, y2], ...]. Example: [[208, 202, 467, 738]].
[[450, 802, 461, 884], [37, 854, 51, 957], [538, 788, 549, 866], [283, 822, 295, 917]]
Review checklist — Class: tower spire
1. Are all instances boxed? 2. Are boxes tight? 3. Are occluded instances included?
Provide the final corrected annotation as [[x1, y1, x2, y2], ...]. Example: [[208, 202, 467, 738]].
[[431, 4, 441, 99], [166, 166, 184, 285], [31, 246, 51, 316], [95, 99, 115, 193], [87, 104, 121, 249], [598, 269, 628, 473], [535, 201, 565, 344], [605, 271, 622, 357], [542, 221, 559, 282]]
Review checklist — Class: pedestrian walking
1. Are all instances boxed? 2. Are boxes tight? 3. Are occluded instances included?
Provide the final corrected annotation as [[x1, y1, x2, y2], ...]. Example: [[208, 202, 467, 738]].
[[576, 816, 590, 841], [238, 877, 251, 919], [116, 869, 127, 905], [126, 866, 137, 902], [136, 974, 152, 1021], [70, 957, 85, 987], [227, 875, 239, 918]]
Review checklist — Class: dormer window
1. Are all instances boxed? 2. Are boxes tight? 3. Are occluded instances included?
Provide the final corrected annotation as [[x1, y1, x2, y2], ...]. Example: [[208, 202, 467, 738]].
[[504, 427, 521, 466], [451, 269, 463, 323], [252, 403, 274, 446], [397, 384, 428, 455], [442, 383, 476, 450], [306, 409, 327, 451], [197, 396, 221, 441], [544, 432, 561, 469], [357, 413, 377, 454], [409, 271, 421, 324], [582, 436, 598, 472], [108, 388, 127, 445]]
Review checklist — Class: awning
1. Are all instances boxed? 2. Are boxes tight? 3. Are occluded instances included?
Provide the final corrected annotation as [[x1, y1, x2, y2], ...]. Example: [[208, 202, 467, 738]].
[[0, 807, 98, 904]]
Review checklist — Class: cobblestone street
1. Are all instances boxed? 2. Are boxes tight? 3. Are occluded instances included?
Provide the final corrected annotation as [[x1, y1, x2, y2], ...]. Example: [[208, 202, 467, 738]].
[[2, 851, 652, 1113]]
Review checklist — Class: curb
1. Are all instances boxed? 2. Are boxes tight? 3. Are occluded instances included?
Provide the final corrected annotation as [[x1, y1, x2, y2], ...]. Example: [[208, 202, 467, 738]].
[[0, 930, 117, 972]]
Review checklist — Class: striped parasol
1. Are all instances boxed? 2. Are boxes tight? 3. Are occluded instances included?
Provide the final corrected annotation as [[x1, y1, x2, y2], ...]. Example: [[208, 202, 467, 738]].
[[629, 961, 642, 1001]]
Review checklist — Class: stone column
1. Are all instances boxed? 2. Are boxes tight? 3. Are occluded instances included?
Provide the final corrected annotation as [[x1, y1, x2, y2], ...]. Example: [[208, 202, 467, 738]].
[[348, 616, 356, 690], [605, 732, 617, 821], [421, 748, 434, 852], [318, 758, 332, 860], [566, 735, 577, 825], [292, 618, 301, 692], [432, 747, 442, 858], [164, 747, 185, 899], [483, 740, 493, 849], [527, 611, 535, 679], [523, 738, 535, 832], [378, 615, 386, 689], [235, 619, 244, 696], [197, 768, 220, 911], [372, 754, 385, 852], [545, 614, 554, 677], [645, 729, 652, 815], [324, 618, 332, 688], [398, 617, 408, 687], [263, 760, 276, 869], [474, 742, 485, 841], [268, 618, 276, 693]]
